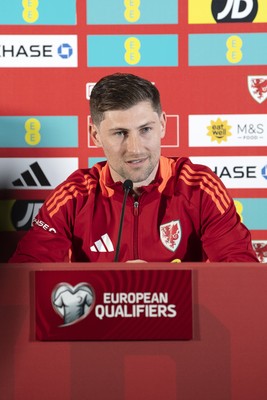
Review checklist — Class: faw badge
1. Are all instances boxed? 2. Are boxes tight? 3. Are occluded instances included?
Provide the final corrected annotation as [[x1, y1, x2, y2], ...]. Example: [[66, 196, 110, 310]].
[[248, 76, 267, 104], [160, 220, 181, 252]]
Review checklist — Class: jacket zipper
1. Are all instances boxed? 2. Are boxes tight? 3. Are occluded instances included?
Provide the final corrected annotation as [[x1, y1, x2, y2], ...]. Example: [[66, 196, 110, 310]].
[[133, 200, 139, 259]]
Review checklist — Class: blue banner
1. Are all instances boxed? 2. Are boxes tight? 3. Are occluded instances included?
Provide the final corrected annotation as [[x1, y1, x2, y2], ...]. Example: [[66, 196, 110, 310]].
[[87, 35, 178, 67], [0, 0, 76, 25], [235, 198, 267, 230], [189, 33, 267, 66], [87, 0, 178, 24], [0, 116, 78, 147]]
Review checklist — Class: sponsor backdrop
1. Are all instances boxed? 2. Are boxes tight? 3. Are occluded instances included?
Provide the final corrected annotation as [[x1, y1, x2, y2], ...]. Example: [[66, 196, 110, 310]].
[[0, 0, 266, 262]]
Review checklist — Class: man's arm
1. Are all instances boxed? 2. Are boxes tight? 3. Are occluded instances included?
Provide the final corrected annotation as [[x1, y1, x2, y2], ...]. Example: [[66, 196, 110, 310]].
[[9, 204, 72, 262], [9, 227, 71, 262], [201, 196, 259, 262]]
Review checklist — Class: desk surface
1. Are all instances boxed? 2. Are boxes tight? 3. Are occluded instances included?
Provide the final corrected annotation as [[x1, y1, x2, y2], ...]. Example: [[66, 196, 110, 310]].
[[1, 262, 267, 400]]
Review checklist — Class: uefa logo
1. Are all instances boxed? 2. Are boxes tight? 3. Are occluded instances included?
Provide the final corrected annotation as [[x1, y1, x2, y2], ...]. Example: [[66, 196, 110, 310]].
[[52, 283, 95, 326]]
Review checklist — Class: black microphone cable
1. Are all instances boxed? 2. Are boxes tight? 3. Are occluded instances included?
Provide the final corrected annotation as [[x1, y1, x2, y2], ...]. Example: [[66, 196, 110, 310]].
[[114, 179, 133, 262]]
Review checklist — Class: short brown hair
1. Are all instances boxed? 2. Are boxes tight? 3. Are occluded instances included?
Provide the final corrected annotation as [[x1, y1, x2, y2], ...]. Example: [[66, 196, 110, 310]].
[[90, 73, 162, 126]]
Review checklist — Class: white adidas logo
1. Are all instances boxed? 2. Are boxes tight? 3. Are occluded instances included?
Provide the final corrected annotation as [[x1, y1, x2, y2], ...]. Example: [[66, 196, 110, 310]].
[[90, 233, 114, 252]]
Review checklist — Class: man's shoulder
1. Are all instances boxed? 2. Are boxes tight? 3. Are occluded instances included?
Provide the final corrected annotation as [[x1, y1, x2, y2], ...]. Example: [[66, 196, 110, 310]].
[[161, 156, 221, 181], [59, 161, 110, 194], [177, 157, 220, 181], [67, 161, 107, 184], [44, 162, 107, 213], [175, 157, 232, 214]]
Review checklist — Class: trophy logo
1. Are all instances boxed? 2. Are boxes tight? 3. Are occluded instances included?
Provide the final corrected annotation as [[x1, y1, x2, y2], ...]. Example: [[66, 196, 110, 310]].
[[52, 283, 95, 326]]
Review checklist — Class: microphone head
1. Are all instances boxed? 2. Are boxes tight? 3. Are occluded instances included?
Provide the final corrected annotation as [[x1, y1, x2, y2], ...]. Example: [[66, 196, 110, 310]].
[[123, 179, 133, 191]]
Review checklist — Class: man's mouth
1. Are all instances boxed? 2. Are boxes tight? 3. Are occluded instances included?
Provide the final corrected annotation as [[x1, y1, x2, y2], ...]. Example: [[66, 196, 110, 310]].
[[126, 157, 147, 165]]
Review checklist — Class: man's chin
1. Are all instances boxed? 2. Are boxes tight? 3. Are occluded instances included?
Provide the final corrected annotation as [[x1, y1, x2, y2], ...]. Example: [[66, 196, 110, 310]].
[[127, 175, 153, 187]]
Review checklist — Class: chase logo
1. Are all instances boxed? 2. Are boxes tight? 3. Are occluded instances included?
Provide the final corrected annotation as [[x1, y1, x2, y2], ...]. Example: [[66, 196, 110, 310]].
[[262, 165, 267, 180], [57, 43, 73, 59], [191, 156, 267, 189], [0, 35, 77, 68], [189, 0, 267, 23]]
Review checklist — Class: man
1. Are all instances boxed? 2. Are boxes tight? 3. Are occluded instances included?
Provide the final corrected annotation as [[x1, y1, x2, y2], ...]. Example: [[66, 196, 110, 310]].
[[9, 73, 258, 263]]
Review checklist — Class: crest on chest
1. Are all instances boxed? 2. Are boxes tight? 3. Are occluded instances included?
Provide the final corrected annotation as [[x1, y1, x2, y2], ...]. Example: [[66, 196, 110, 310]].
[[160, 220, 181, 252]]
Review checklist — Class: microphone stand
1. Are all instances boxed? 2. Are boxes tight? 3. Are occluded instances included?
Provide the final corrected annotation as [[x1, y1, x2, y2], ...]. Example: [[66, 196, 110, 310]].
[[114, 179, 133, 262]]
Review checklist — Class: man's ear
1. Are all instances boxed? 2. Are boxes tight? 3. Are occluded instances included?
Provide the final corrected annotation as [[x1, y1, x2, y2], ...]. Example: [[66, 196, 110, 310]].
[[89, 123, 102, 147], [160, 112, 167, 139]]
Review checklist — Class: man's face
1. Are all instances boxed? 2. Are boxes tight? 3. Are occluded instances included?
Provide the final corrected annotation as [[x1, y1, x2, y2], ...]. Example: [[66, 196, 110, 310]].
[[90, 101, 166, 188]]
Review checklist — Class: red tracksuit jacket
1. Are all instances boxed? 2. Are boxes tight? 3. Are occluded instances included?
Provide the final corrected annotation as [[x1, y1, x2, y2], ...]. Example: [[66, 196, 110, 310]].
[[9, 156, 258, 263]]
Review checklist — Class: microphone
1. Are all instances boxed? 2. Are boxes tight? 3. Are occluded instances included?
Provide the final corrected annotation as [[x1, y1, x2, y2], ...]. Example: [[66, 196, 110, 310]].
[[114, 179, 133, 262]]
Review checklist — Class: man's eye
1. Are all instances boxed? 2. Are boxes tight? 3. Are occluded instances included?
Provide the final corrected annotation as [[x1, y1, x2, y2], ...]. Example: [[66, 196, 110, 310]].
[[141, 126, 152, 133], [115, 131, 125, 137]]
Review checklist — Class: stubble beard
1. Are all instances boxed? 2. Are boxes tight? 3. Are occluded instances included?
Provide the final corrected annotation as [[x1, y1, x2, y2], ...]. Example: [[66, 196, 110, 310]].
[[117, 158, 159, 185]]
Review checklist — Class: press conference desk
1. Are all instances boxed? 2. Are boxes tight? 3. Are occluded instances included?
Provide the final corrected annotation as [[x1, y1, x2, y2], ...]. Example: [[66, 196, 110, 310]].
[[1, 262, 267, 400]]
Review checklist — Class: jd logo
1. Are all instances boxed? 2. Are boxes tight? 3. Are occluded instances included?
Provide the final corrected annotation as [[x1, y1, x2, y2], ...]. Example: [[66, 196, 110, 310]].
[[211, 0, 258, 22]]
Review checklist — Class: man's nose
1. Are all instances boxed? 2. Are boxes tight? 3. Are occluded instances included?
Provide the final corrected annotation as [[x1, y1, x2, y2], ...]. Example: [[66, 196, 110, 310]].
[[126, 133, 142, 153]]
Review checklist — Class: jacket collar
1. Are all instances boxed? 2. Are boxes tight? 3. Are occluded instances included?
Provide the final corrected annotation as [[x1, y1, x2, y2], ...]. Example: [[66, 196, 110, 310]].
[[98, 156, 175, 197]]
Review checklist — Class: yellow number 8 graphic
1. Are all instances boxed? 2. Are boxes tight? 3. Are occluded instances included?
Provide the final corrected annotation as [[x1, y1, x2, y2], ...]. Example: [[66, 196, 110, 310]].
[[124, 37, 141, 65], [22, 0, 39, 23], [24, 118, 41, 145], [226, 35, 243, 64], [124, 0, 141, 23]]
